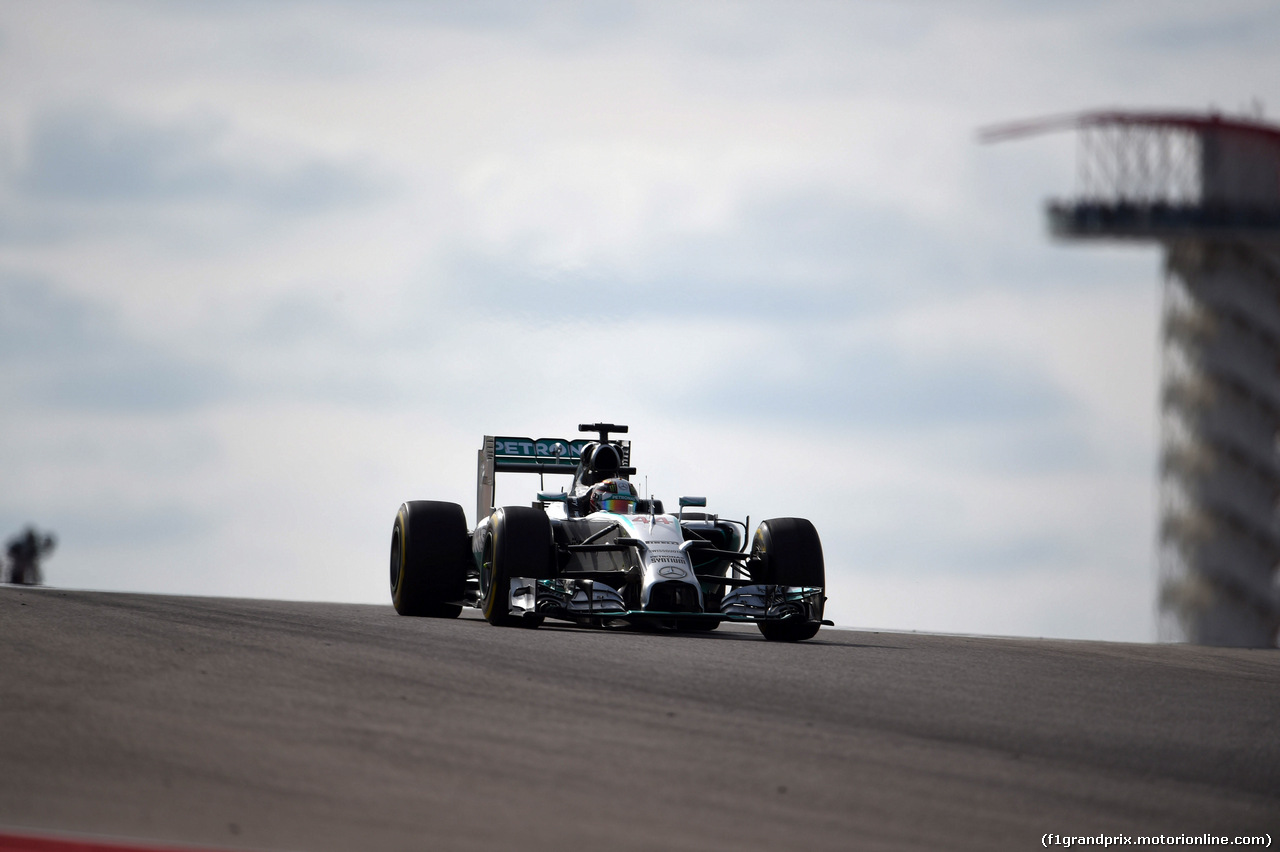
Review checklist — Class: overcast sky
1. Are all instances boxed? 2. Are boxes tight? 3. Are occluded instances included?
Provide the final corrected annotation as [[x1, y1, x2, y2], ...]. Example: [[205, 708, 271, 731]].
[[3, 1, 1277, 641]]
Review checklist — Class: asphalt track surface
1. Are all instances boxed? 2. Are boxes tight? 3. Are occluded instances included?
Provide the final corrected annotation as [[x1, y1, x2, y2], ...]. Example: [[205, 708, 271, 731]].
[[1, 588, 1276, 852]]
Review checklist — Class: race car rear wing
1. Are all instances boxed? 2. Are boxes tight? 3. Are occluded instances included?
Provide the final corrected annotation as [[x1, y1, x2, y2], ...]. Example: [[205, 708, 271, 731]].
[[477, 435, 631, 523]]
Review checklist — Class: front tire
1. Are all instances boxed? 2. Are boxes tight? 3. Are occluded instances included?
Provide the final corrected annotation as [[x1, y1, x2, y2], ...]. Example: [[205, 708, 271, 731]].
[[750, 517, 824, 642], [758, 620, 820, 642], [481, 506, 555, 628], [391, 501, 468, 617]]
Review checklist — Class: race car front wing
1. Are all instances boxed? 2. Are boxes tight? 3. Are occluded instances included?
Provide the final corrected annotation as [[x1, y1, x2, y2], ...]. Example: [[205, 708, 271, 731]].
[[505, 577, 831, 627]]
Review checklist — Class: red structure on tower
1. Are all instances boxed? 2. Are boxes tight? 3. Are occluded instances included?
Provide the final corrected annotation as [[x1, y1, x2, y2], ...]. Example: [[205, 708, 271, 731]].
[[986, 110, 1280, 647]]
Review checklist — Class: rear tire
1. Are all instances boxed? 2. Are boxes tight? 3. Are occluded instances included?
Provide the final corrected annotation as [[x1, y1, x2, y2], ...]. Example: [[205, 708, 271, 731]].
[[391, 501, 468, 618], [481, 506, 555, 628], [750, 517, 824, 642]]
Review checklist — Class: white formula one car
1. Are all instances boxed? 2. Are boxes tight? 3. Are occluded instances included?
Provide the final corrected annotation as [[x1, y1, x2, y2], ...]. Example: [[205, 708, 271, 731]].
[[390, 423, 830, 641]]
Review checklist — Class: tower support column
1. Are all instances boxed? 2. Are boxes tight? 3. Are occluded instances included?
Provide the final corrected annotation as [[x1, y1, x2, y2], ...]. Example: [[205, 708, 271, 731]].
[[1159, 240, 1280, 645]]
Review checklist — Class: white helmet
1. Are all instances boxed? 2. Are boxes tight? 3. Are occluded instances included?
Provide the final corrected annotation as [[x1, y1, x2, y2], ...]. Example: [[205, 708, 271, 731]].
[[589, 478, 639, 514]]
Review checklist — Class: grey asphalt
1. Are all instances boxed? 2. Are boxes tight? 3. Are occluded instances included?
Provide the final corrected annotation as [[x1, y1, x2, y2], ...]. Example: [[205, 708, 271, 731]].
[[1, 587, 1276, 851]]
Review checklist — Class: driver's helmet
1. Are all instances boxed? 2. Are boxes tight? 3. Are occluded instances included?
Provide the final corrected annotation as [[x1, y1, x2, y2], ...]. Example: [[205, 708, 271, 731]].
[[590, 478, 639, 514]]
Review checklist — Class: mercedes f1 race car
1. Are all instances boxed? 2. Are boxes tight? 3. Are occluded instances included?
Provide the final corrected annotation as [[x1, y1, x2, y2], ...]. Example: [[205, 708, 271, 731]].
[[390, 423, 830, 641]]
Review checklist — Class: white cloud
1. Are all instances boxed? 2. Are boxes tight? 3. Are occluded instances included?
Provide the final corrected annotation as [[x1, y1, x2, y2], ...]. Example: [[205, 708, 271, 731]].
[[2, 0, 1277, 642]]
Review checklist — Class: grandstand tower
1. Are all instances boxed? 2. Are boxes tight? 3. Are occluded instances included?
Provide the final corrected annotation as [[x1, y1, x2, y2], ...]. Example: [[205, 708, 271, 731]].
[[985, 111, 1280, 647]]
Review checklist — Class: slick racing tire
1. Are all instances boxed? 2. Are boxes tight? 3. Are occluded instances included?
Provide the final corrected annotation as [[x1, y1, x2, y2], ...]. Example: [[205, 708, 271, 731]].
[[391, 501, 468, 618], [750, 517, 824, 642], [481, 506, 555, 628]]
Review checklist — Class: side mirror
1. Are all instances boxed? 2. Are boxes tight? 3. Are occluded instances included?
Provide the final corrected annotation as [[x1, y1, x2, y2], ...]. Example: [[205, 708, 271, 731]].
[[678, 496, 706, 522], [537, 491, 568, 503]]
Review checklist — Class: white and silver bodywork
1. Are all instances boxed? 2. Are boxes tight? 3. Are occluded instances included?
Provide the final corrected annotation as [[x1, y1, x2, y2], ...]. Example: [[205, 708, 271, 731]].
[[467, 426, 828, 631], [473, 507, 709, 619], [622, 512, 704, 610], [481, 507, 823, 625]]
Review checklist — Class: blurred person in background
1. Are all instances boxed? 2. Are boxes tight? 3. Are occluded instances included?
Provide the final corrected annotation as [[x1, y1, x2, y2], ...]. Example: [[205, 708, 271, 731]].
[[5, 526, 56, 586]]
